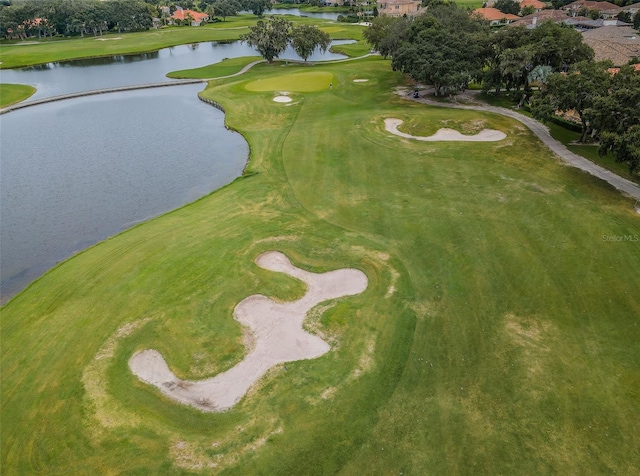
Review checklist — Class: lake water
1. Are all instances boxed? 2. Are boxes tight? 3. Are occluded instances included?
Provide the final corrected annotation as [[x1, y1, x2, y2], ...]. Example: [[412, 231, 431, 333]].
[[0, 39, 352, 100], [0, 31, 354, 303], [0, 84, 248, 302], [257, 8, 342, 20]]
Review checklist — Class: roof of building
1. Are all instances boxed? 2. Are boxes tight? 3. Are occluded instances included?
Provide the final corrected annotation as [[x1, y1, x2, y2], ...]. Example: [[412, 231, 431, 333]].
[[563, 0, 619, 11], [582, 26, 640, 66], [509, 9, 573, 26], [520, 0, 548, 10], [171, 9, 209, 22], [607, 63, 640, 74], [473, 7, 520, 21]]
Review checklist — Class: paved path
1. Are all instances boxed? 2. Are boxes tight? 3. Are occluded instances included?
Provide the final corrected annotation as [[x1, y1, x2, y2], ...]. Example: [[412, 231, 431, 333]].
[[407, 92, 640, 201]]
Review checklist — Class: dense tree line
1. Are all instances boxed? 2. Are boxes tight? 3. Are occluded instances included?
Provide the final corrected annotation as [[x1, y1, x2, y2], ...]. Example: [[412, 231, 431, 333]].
[[532, 63, 640, 172], [0, 0, 153, 38], [0, 0, 273, 39]]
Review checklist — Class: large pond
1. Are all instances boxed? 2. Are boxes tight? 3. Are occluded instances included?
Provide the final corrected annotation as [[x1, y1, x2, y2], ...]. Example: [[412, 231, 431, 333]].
[[0, 84, 249, 302], [0, 39, 353, 100], [0, 32, 356, 303]]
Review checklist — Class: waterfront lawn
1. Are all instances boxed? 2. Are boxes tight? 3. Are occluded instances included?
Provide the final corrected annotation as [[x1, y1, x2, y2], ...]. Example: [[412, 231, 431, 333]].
[[0, 83, 35, 106], [167, 56, 262, 79], [0, 15, 363, 69], [2, 57, 639, 475]]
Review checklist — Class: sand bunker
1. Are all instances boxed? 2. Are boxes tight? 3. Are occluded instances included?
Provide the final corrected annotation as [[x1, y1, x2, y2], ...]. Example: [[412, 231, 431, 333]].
[[95, 37, 123, 41], [385, 118, 506, 142], [273, 96, 292, 103], [129, 251, 368, 412], [353, 79, 369, 83]]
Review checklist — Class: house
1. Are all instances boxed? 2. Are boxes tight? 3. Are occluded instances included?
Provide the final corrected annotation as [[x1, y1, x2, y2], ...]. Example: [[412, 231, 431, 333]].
[[510, 9, 576, 28], [378, 0, 424, 17], [607, 63, 640, 74], [562, 0, 619, 16], [473, 7, 520, 25], [171, 7, 210, 26], [600, 4, 640, 19], [519, 0, 547, 13], [582, 26, 640, 65]]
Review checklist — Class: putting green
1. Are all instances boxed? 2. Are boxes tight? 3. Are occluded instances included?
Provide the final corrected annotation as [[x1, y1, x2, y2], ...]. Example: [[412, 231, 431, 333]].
[[245, 71, 333, 92]]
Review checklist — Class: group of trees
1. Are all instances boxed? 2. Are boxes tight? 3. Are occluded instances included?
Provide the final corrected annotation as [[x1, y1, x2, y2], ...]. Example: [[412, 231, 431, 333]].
[[241, 17, 330, 62], [532, 62, 640, 172], [0, 0, 154, 38], [0, 0, 274, 39], [364, 4, 593, 97]]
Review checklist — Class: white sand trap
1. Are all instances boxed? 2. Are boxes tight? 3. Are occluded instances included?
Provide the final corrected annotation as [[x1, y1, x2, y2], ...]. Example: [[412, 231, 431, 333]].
[[353, 79, 369, 83], [385, 118, 506, 142], [129, 251, 368, 412], [273, 96, 292, 103], [95, 37, 123, 41]]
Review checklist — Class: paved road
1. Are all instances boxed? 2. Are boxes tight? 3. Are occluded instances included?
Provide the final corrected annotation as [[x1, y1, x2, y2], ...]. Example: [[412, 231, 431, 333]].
[[409, 93, 640, 201]]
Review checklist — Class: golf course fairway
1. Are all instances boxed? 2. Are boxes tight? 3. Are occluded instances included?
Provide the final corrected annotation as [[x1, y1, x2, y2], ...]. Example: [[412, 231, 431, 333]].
[[1, 57, 639, 475]]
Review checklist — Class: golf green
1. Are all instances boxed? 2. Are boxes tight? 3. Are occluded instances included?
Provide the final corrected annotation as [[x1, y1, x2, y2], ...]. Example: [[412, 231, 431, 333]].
[[245, 71, 333, 92]]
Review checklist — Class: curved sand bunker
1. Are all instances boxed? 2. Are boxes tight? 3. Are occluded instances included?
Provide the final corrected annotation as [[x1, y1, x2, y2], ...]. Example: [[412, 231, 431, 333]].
[[353, 79, 369, 83], [273, 96, 292, 103], [129, 251, 368, 412], [385, 118, 506, 142]]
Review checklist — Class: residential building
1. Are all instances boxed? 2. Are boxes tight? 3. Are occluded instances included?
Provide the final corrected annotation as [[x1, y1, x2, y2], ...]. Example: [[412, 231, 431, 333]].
[[582, 26, 640, 65], [378, 0, 424, 17], [473, 7, 520, 25], [171, 7, 209, 26]]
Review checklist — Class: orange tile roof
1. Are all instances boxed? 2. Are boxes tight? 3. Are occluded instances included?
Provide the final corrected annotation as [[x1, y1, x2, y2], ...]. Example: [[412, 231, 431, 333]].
[[474, 7, 520, 21], [171, 9, 209, 22], [520, 0, 547, 9]]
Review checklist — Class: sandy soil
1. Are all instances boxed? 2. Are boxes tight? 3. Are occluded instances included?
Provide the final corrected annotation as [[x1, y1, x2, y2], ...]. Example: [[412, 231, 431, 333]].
[[273, 96, 292, 103], [385, 118, 506, 142], [129, 251, 368, 412]]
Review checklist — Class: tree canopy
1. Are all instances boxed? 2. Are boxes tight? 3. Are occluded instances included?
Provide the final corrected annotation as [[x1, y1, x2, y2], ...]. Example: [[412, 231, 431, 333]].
[[241, 16, 292, 63], [290, 24, 331, 62]]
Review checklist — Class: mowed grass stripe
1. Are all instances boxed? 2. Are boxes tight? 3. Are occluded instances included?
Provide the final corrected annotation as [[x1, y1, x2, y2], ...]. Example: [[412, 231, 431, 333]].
[[1, 58, 639, 474]]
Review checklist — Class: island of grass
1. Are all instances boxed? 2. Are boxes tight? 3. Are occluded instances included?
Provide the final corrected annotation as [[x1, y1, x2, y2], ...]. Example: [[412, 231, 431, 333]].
[[0, 83, 36, 107], [2, 56, 639, 475]]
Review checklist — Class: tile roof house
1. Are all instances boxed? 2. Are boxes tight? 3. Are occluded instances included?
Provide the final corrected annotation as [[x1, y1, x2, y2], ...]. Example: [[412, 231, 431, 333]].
[[171, 8, 209, 26], [599, 4, 640, 19], [473, 7, 520, 25], [562, 0, 619, 16], [509, 9, 577, 28], [582, 26, 640, 65], [519, 0, 547, 12], [378, 0, 424, 17]]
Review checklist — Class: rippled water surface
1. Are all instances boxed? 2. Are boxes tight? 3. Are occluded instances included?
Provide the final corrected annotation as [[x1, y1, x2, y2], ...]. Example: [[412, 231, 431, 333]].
[[0, 84, 248, 302]]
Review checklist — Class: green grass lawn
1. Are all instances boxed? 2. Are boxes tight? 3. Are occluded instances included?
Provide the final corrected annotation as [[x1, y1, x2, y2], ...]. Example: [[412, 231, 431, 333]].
[[167, 56, 262, 79], [2, 57, 639, 475], [0, 83, 36, 107]]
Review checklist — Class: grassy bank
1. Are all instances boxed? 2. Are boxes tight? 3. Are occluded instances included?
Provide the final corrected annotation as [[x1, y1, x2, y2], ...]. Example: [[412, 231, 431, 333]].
[[2, 57, 639, 474], [0, 83, 36, 106], [0, 16, 364, 69]]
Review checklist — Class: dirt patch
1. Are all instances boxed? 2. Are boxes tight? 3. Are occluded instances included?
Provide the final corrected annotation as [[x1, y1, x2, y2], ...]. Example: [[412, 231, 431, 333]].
[[385, 118, 506, 142], [129, 251, 368, 412]]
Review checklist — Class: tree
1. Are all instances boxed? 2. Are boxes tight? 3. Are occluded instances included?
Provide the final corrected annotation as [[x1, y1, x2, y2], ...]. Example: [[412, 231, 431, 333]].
[[241, 16, 292, 63], [290, 24, 331, 61], [242, 0, 270, 16], [520, 5, 536, 15], [494, 0, 520, 15], [391, 4, 487, 96], [212, 0, 240, 21], [531, 61, 611, 142], [599, 126, 640, 173], [363, 15, 411, 58]]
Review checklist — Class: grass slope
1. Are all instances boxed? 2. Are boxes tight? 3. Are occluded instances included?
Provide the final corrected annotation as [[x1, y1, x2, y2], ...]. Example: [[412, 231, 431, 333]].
[[2, 58, 639, 475], [167, 56, 262, 79], [0, 83, 36, 106]]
